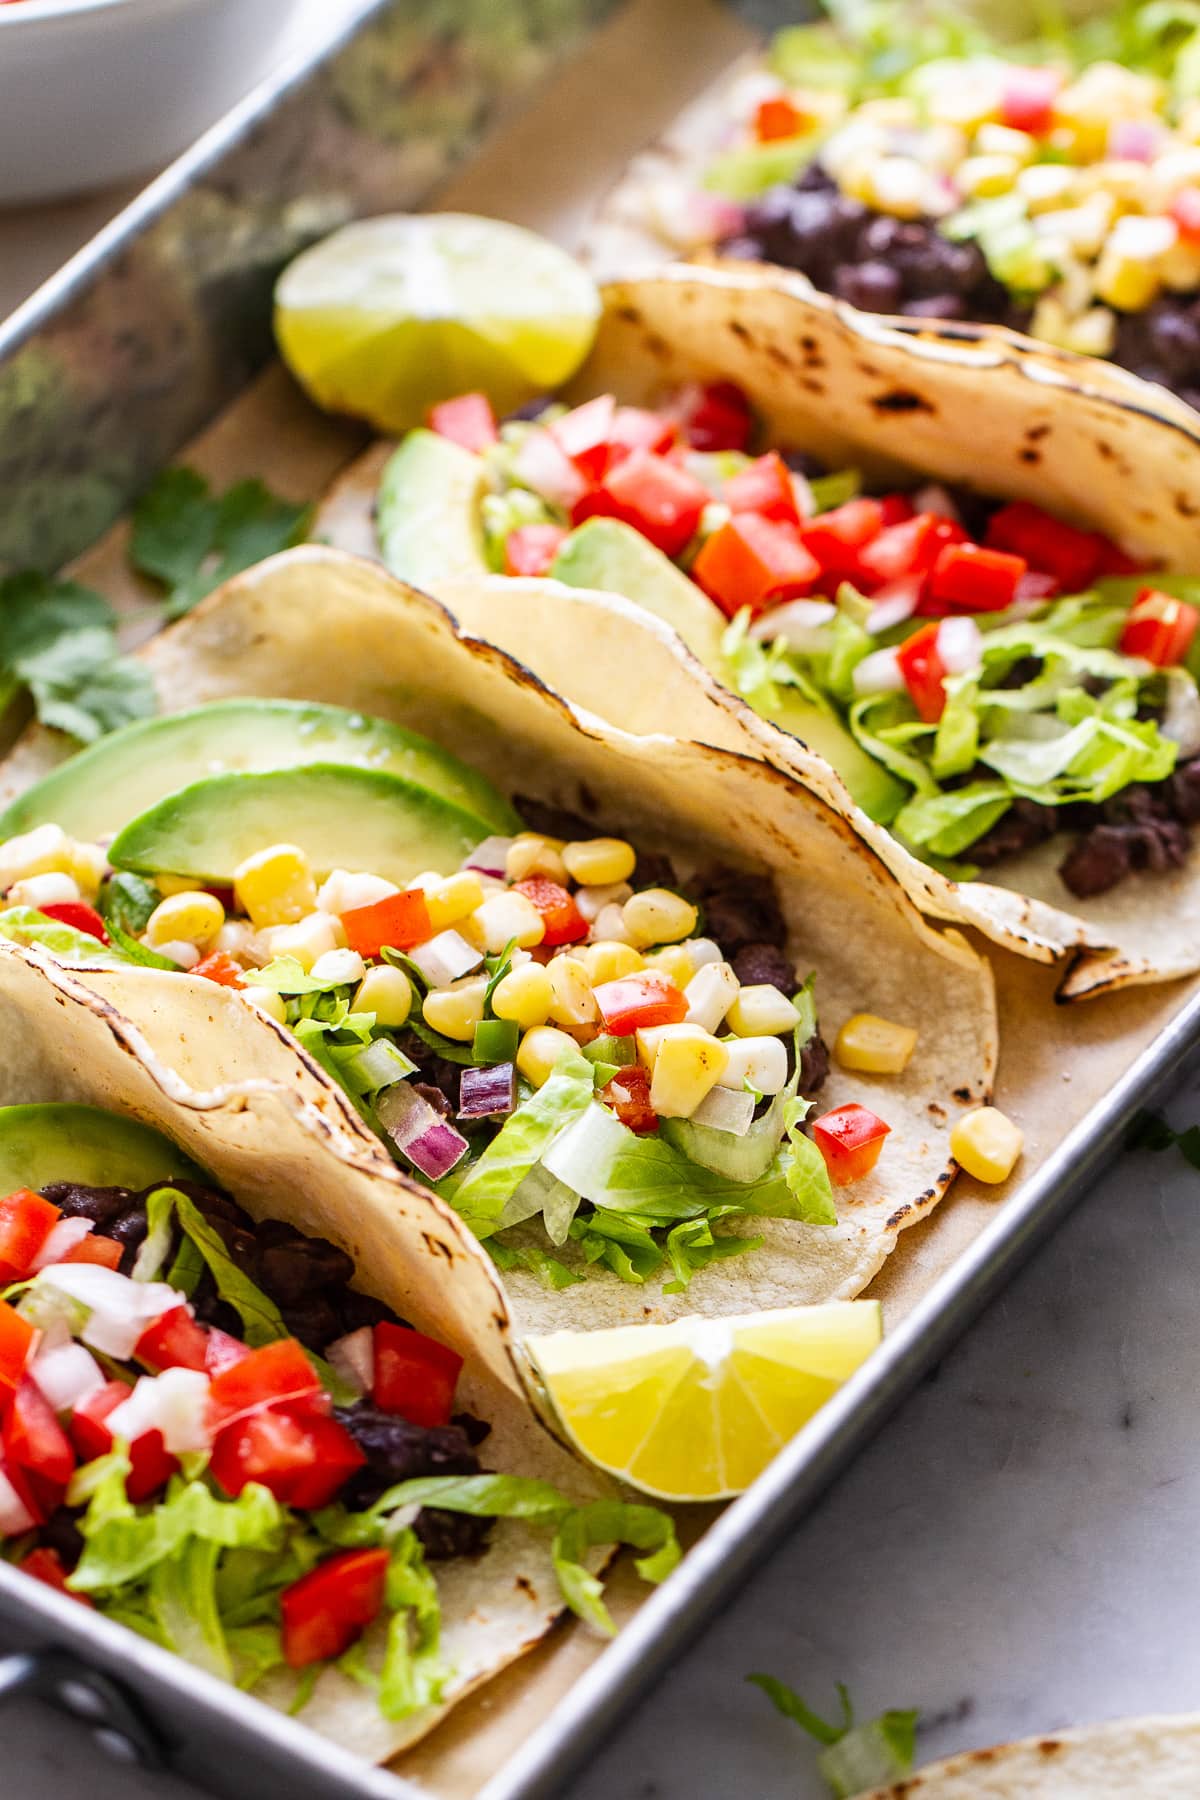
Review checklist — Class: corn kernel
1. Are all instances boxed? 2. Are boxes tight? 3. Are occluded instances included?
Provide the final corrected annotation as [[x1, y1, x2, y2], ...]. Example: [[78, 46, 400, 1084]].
[[1016, 162, 1077, 212], [583, 940, 644, 984], [422, 977, 487, 1043], [547, 955, 597, 1028], [354, 962, 413, 1028], [233, 844, 317, 929], [213, 919, 254, 960], [244, 986, 288, 1024], [685, 961, 740, 1034], [0, 823, 71, 890], [726, 984, 800, 1038], [516, 1025, 579, 1087], [622, 888, 698, 949], [643, 945, 694, 990], [155, 872, 206, 898], [317, 869, 398, 917], [648, 1025, 729, 1119], [866, 154, 929, 217], [144, 890, 225, 950], [562, 837, 637, 887], [269, 912, 341, 971], [716, 1035, 788, 1096], [835, 1012, 918, 1075], [310, 948, 367, 987], [492, 961, 553, 1030], [7, 872, 81, 909], [974, 122, 1035, 163], [635, 1025, 673, 1070], [64, 842, 107, 900], [957, 153, 1020, 199], [472, 890, 545, 952], [426, 871, 485, 931], [505, 833, 567, 884], [950, 1106, 1023, 1184]]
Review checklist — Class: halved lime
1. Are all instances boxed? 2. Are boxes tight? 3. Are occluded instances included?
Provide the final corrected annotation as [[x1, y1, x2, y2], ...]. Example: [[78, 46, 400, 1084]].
[[274, 213, 602, 430]]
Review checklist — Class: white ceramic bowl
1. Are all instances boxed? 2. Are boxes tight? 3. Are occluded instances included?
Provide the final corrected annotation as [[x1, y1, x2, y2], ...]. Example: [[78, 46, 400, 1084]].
[[0, 0, 306, 204]]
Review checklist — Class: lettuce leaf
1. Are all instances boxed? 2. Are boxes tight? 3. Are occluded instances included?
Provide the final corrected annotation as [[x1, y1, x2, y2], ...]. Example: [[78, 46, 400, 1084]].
[[443, 1052, 595, 1234]]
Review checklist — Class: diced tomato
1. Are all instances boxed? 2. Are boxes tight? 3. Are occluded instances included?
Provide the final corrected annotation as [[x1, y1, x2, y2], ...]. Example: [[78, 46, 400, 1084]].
[[504, 523, 567, 577], [671, 380, 754, 453], [0, 1300, 35, 1403], [802, 498, 885, 580], [692, 514, 821, 619], [4, 1378, 75, 1498], [573, 449, 709, 558], [210, 1406, 363, 1508], [17, 1546, 91, 1606], [205, 1329, 253, 1375], [1000, 65, 1063, 136], [811, 1103, 891, 1186], [513, 876, 588, 946], [593, 971, 688, 1035], [896, 622, 949, 723], [341, 887, 433, 959], [1119, 588, 1200, 667], [984, 500, 1102, 593], [927, 542, 1026, 613], [206, 1337, 324, 1433], [61, 1233, 122, 1270], [879, 493, 915, 527], [1170, 186, 1200, 245], [134, 1305, 210, 1375], [1095, 537, 1151, 578], [912, 518, 971, 613], [191, 951, 246, 989], [601, 1064, 658, 1134], [37, 902, 110, 944], [427, 391, 498, 454], [854, 513, 943, 588], [280, 1547, 391, 1669], [551, 395, 616, 480], [70, 1381, 178, 1503], [723, 451, 801, 526], [372, 1322, 462, 1427], [754, 93, 806, 141], [0, 1189, 60, 1283], [609, 406, 678, 460]]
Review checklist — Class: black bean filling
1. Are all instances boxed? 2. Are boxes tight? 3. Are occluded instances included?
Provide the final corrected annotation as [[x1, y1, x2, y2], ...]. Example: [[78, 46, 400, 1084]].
[[41, 1177, 490, 1560]]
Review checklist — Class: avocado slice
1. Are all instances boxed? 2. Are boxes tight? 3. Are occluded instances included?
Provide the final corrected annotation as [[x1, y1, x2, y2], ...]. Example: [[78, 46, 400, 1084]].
[[108, 764, 496, 887], [551, 519, 904, 822], [0, 699, 519, 844], [377, 429, 491, 590], [0, 1103, 205, 1193]]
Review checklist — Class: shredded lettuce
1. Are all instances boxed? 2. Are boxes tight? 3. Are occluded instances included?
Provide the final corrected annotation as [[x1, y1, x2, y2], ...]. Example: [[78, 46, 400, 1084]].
[[443, 1052, 595, 1234], [748, 1672, 919, 1798]]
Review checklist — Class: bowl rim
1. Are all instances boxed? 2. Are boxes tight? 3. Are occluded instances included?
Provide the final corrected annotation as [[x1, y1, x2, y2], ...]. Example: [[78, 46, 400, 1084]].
[[0, 0, 196, 25]]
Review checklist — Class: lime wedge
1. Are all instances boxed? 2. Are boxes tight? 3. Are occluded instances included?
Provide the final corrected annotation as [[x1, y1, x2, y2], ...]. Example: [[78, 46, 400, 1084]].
[[274, 213, 601, 430], [525, 1302, 882, 1502]]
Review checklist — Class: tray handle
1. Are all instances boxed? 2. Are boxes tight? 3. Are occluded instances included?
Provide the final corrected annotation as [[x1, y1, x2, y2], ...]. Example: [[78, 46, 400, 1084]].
[[0, 1647, 165, 1769]]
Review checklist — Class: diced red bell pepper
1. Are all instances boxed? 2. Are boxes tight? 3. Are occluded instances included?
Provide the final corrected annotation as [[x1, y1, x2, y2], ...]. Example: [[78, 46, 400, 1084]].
[[573, 449, 709, 558], [854, 513, 943, 588], [984, 500, 1103, 594], [210, 1406, 363, 1509], [879, 493, 915, 527], [4, 1378, 76, 1497], [1119, 588, 1200, 667], [513, 876, 588, 946], [1171, 186, 1200, 245], [811, 1103, 891, 1187], [0, 1189, 60, 1283], [671, 380, 755, 453], [692, 514, 821, 619], [427, 391, 498, 454], [1000, 66, 1063, 136], [593, 971, 688, 1035], [205, 1328, 253, 1375], [0, 1300, 35, 1402], [191, 951, 246, 989], [341, 887, 433, 959], [207, 1337, 324, 1434], [609, 406, 678, 460], [551, 395, 617, 480], [372, 1322, 462, 1427], [16, 1546, 91, 1605], [754, 93, 806, 141], [135, 1305, 211, 1375], [802, 498, 885, 580], [280, 1546, 391, 1669], [723, 451, 801, 526], [896, 622, 949, 723], [70, 1381, 178, 1504], [600, 1064, 658, 1134], [504, 523, 568, 577], [927, 542, 1026, 614], [60, 1233, 123, 1270], [37, 902, 109, 945]]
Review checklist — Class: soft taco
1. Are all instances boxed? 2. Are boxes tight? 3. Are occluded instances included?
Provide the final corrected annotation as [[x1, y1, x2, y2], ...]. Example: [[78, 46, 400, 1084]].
[[0, 547, 995, 1331], [860, 1712, 1200, 1796], [315, 263, 1200, 997], [583, 0, 1200, 421], [0, 951, 675, 1763]]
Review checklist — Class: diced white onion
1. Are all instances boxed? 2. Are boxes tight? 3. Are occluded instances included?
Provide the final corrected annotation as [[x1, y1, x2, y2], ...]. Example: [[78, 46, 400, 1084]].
[[1162, 670, 1200, 757], [0, 1469, 36, 1538], [513, 428, 586, 510], [158, 940, 201, 970], [866, 581, 920, 635], [318, 870, 398, 917], [690, 1085, 756, 1136], [938, 616, 984, 676], [853, 646, 905, 695], [682, 937, 723, 970], [31, 1340, 105, 1414], [327, 1326, 375, 1398], [35, 1265, 180, 1360], [30, 1218, 95, 1272], [749, 599, 836, 652], [575, 881, 632, 924], [407, 928, 483, 988], [107, 1367, 212, 1455], [684, 961, 740, 1035], [462, 837, 514, 879], [911, 483, 961, 523]]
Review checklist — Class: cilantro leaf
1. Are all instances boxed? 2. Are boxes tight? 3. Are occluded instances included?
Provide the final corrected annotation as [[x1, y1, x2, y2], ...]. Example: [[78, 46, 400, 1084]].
[[0, 573, 154, 744], [131, 469, 311, 618], [1130, 1109, 1200, 1169]]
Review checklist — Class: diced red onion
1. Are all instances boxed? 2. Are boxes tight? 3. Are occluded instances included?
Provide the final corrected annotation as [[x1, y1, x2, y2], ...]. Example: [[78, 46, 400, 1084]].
[[0, 1468, 35, 1537], [853, 646, 904, 696], [938, 616, 984, 676], [1109, 118, 1160, 162], [408, 929, 483, 988], [327, 1326, 375, 1398], [377, 1082, 469, 1181], [1015, 570, 1059, 604], [912, 483, 961, 523], [459, 1063, 517, 1120], [749, 598, 836, 651], [690, 1085, 756, 1136], [30, 1217, 95, 1272], [463, 837, 514, 879], [31, 1340, 105, 1413], [513, 427, 587, 510], [866, 577, 921, 636]]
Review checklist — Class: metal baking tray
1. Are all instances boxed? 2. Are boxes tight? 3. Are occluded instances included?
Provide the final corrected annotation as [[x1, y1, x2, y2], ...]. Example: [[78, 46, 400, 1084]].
[[3, 2, 1200, 1796]]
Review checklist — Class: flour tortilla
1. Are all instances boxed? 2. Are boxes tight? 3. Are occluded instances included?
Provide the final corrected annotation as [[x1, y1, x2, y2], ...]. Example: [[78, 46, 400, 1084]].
[[0, 941, 606, 1764], [316, 266, 1200, 997], [860, 1713, 1200, 1796], [0, 544, 995, 1329]]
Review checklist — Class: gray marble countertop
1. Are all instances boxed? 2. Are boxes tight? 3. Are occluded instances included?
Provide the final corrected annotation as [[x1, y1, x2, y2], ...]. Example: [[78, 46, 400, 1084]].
[[5, 1068, 1199, 1799]]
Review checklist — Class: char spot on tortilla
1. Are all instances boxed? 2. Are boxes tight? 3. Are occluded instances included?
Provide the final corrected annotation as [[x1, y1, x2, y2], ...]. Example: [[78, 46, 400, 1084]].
[[927, 1102, 946, 1122], [953, 1086, 974, 1102], [1025, 422, 1051, 442], [515, 1575, 536, 1599], [800, 377, 825, 396], [1036, 1740, 1066, 1757], [766, 344, 792, 368], [615, 304, 641, 325], [1019, 448, 1040, 464], [727, 319, 751, 342], [1097, 439, 1115, 460], [421, 1232, 456, 1263], [1175, 492, 1199, 516], [871, 389, 934, 415], [645, 331, 670, 359]]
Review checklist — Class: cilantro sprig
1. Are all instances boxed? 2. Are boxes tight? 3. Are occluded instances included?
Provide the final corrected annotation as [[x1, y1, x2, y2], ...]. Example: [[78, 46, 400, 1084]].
[[129, 468, 311, 619]]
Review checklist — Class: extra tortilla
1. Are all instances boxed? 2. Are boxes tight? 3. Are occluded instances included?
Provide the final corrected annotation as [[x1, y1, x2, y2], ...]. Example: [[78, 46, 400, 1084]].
[[0, 944, 606, 1765], [0, 545, 994, 1329], [860, 1712, 1200, 1796], [315, 266, 1200, 998]]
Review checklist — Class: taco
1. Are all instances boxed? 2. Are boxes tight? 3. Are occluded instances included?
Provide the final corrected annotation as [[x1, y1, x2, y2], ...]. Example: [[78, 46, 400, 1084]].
[[0, 547, 995, 1330], [860, 1712, 1200, 1796], [316, 263, 1200, 997], [0, 956, 678, 1762], [583, 0, 1200, 420]]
